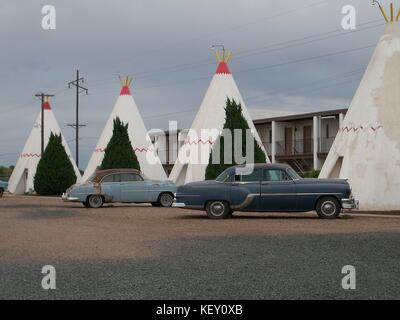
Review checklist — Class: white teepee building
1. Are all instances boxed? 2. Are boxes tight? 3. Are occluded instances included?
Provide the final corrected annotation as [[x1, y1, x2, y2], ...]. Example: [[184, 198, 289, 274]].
[[8, 98, 81, 194], [319, 3, 400, 210], [169, 50, 269, 185], [82, 77, 167, 181]]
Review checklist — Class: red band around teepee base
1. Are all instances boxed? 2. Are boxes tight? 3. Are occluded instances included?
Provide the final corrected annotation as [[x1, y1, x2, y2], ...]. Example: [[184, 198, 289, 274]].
[[184, 139, 214, 145], [120, 86, 131, 96], [341, 125, 383, 132], [215, 62, 231, 74], [21, 153, 41, 158], [95, 147, 152, 153]]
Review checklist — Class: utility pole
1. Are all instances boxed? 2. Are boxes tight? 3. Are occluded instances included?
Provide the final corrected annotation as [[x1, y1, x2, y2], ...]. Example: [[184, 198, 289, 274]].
[[35, 93, 54, 155], [68, 70, 88, 169]]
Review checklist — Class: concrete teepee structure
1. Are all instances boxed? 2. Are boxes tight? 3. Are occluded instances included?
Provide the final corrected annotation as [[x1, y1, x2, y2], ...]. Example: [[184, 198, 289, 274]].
[[169, 49, 268, 185], [82, 77, 167, 181], [8, 97, 81, 194], [319, 2, 400, 210]]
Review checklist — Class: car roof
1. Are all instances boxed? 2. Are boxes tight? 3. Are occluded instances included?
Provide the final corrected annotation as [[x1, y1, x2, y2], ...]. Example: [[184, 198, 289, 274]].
[[92, 169, 141, 182], [231, 163, 290, 171]]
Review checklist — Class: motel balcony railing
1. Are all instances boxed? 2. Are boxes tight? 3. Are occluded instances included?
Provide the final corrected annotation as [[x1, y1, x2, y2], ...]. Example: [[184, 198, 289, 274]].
[[263, 137, 336, 157]]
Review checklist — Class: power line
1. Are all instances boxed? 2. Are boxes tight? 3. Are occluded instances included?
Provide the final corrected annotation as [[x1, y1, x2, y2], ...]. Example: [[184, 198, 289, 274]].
[[245, 68, 365, 103], [0, 152, 19, 158], [235, 43, 376, 75], [67, 70, 88, 169]]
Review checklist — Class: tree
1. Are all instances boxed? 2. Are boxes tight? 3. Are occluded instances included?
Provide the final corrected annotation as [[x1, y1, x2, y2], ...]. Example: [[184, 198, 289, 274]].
[[34, 132, 77, 195], [100, 117, 141, 171], [205, 98, 266, 180]]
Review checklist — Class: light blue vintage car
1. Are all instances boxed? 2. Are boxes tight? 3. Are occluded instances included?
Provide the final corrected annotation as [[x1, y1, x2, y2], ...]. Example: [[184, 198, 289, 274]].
[[62, 169, 177, 208], [0, 180, 8, 197]]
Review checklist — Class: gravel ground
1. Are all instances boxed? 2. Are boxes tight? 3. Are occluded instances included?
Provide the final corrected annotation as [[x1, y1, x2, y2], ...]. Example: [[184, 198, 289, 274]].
[[0, 195, 399, 299]]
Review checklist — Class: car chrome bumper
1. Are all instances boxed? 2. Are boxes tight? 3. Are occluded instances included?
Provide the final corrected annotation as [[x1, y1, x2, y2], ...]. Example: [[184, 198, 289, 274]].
[[341, 198, 359, 209], [172, 202, 186, 208], [61, 193, 80, 202]]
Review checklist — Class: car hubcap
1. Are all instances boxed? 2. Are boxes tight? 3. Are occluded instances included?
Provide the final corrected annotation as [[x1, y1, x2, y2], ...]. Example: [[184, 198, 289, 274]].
[[90, 196, 101, 207], [321, 201, 336, 216], [211, 202, 225, 216], [161, 194, 172, 206]]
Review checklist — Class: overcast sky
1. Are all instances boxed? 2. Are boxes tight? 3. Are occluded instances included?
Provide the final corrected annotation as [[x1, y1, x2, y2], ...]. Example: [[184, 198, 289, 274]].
[[0, 0, 387, 167]]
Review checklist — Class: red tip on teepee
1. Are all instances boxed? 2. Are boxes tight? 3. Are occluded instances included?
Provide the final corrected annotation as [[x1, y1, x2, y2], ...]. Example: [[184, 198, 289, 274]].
[[215, 62, 231, 74], [119, 76, 133, 95], [120, 86, 131, 96], [43, 101, 51, 110]]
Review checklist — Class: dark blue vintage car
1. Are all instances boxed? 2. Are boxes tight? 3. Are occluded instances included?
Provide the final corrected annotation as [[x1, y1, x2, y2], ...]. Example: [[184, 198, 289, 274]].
[[175, 164, 359, 219]]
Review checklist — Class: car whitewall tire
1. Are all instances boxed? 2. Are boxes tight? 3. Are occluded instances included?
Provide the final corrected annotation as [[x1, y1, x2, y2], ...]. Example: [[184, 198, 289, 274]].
[[316, 197, 340, 219], [87, 195, 104, 209], [206, 200, 232, 219], [158, 193, 174, 208]]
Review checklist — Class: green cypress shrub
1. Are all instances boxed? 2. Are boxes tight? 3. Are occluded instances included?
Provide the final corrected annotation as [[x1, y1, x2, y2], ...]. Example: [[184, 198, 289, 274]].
[[205, 98, 266, 180], [34, 132, 77, 195], [100, 117, 141, 171]]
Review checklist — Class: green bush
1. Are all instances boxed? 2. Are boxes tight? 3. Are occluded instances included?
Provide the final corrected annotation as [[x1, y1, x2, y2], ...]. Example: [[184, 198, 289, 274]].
[[302, 170, 321, 178], [100, 117, 141, 171], [34, 132, 77, 195], [205, 98, 266, 180]]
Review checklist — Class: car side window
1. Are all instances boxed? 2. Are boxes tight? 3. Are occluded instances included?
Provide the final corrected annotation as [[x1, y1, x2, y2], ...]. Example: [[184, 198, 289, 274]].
[[121, 173, 143, 182], [234, 169, 260, 183], [102, 174, 120, 183], [263, 169, 291, 182], [134, 174, 144, 181]]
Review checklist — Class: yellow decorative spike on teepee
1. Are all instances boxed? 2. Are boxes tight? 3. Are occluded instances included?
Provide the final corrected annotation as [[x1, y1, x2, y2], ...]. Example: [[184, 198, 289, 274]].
[[212, 45, 232, 63], [213, 49, 232, 62], [119, 75, 132, 87], [224, 50, 232, 63], [215, 50, 221, 63], [372, 1, 399, 22]]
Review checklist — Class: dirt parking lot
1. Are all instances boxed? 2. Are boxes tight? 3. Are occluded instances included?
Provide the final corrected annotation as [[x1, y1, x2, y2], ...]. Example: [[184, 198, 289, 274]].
[[0, 195, 399, 299]]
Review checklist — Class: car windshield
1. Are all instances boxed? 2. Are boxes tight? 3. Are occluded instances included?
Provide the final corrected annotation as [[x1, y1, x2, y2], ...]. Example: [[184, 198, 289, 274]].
[[215, 169, 231, 182], [286, 167, 301, 180]]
